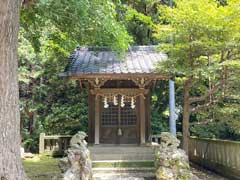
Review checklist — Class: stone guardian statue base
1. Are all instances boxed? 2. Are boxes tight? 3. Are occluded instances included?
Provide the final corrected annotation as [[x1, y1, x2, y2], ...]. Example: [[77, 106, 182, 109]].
[[57, 131, 93, 180], [155, 132, 200, 180]]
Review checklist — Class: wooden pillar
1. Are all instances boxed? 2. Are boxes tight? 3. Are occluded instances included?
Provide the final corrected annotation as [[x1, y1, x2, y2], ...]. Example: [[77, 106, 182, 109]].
[[88, 90, 94, 144], [39, 133, 45, 154], [95, 95, 100, 144], [140, 95, 146, 144]]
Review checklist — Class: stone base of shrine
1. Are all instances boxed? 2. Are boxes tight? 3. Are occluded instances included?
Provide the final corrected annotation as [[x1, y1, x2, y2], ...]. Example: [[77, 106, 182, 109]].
[[89, 145, 156, 179], [88, 145, 155, 161]]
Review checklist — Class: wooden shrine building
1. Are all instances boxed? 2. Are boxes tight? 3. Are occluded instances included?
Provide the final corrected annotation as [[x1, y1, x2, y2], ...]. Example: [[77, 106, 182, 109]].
[[60, 46, 177, 145]]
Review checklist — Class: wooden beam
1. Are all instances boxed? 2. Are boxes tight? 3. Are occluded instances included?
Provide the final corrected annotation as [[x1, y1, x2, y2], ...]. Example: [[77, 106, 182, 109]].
[[90, 88, 149, 97]]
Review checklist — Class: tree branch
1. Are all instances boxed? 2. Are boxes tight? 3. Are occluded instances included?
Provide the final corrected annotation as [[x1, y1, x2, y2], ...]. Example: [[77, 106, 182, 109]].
[[189, 83, 220, 103], [21, 0, 37, 8], [190, 118, 214, 125], [191, 100, 218, 114]]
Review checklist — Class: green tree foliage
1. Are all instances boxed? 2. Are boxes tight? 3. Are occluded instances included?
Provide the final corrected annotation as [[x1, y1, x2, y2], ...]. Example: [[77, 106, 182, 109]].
[[19, 0, 174, 152], [151, 81, 170, 134], [19, 0, 240, 152], [18, 26, 89, 151], [154, 0, 240, 146], [115, 0, 174, 134], [116, 0, 171, 45], [20, 0, 132, 53], [19, 0, 134, 151]]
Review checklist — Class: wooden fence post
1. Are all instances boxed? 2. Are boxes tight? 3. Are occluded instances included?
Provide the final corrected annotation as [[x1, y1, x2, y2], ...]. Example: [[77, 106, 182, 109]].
[[39, 133, 45, 154]]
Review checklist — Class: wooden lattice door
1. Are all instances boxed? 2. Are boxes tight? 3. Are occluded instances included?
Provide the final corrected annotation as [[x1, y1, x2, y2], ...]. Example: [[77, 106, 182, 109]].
[[100, 97, 139, 144]]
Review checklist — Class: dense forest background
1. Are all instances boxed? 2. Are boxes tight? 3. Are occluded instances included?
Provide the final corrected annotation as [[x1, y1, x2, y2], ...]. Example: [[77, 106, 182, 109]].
[[19, 0, 240, 152]]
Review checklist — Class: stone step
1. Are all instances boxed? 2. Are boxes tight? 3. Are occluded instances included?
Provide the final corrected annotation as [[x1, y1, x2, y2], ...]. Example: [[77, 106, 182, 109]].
[[91, 153, 155, 161], [93, 168, 156, 180], [93, 167, 155, 173], [93, 160, 155, 168], [89, 146, 156, 161], [93, 171, 156, 180], [92, 160, 155, 179], [90, 150, 155, 154], [89, 146, 155, 153]]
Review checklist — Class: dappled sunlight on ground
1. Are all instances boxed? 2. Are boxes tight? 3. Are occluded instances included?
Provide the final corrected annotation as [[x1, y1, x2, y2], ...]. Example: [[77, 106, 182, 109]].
[[191, 164, 230, 180], [23, 155, 60, 180]]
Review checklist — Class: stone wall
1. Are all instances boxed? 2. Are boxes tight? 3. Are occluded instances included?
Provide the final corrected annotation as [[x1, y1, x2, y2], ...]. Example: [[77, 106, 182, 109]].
[[189, 137, 240, 180]]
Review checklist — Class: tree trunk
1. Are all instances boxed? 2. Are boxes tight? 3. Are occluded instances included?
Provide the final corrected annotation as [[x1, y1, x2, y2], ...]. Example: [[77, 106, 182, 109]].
[[0, 1, 28, 179], [182, 80, 191, 155], [25, 108, 35, 135]]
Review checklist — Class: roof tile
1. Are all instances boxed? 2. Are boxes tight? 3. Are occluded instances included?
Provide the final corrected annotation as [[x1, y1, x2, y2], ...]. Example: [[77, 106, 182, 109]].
[[64, 46, 166, 75]]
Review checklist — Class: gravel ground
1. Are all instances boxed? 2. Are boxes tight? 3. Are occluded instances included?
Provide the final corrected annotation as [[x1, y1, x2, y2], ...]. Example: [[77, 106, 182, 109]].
[[191, 164, 230, 180]]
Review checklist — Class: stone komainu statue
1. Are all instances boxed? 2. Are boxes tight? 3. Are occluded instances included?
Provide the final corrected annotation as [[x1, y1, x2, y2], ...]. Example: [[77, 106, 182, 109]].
[[58, 131, 92, 180], [155, 132, 200, 180]]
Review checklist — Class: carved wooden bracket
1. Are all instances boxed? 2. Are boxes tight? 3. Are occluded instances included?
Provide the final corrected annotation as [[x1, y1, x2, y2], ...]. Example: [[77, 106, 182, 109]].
[[88, 78, 107, 88], [132, 78, 152, 88]]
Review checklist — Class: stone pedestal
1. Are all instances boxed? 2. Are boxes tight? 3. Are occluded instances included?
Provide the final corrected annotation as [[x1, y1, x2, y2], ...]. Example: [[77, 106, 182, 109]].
[[57, 131, 92, 180], [155, 132, 200, 180]]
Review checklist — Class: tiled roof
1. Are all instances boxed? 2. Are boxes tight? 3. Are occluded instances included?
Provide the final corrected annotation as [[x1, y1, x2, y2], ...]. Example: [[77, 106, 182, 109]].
[[60, 46, 167, 77]]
